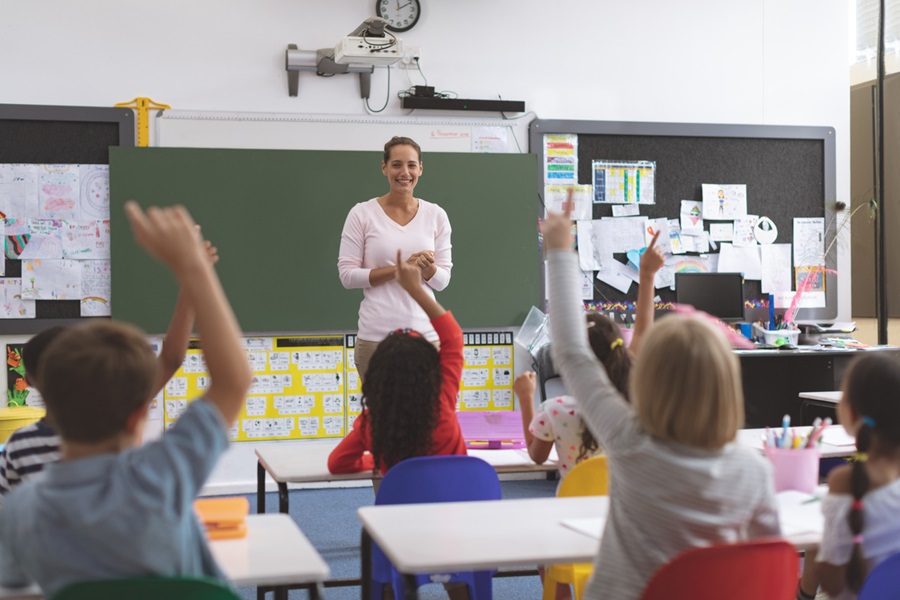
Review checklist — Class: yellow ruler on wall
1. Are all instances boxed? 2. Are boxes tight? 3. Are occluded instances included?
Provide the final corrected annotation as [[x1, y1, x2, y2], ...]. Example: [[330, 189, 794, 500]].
[[114, 97, 171, 146]]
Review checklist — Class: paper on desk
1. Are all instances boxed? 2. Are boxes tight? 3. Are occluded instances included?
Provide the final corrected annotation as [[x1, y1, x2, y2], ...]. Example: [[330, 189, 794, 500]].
[[777, 490, 825, 538], [822, 428, 856, 447], [561, 517, 604, 540]]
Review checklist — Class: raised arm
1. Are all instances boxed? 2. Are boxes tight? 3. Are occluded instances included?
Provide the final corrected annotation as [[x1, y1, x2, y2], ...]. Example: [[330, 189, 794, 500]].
[[125, 202, 251, 427], [394, 249, 446, 319], [630, 230, 664, 355], [545, 199, 634, 452], [514, 372, 553, 464]]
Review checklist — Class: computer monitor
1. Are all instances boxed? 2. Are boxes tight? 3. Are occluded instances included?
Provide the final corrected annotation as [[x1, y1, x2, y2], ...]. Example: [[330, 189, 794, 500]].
[[674, 272, 745, 322]]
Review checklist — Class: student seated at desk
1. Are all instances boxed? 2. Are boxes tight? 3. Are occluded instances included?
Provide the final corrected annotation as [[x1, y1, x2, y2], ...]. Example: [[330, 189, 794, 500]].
[[514, 231, 664, 484], [543, 204, 780, 600], [0, 203, 252, 597], [799, 354, 900, 600], [328, 250, 465, 475], [0, 231, 218, 494]]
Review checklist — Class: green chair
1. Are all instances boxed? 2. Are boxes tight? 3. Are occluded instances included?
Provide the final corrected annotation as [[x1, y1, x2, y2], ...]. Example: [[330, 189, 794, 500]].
[[52, 576, 241, 600]]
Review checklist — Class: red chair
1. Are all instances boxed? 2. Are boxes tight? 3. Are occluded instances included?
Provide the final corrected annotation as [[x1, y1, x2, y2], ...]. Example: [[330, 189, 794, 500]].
[[640, 539, 799, 600]]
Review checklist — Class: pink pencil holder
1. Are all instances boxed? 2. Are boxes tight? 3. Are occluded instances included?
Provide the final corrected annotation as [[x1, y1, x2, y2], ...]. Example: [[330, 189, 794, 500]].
[[619, 326, 634, 347], [764, 446, 820, 494]]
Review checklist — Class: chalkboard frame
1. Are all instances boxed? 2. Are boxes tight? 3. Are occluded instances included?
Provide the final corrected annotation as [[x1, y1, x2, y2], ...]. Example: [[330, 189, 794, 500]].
[[0, 103, 135, 334], [529, 119, 838, 322]]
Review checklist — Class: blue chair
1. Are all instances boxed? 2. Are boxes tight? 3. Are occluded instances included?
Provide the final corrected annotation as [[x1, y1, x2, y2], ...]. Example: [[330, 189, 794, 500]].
[[859, 551, 900, 599], [370, 454, 502, 600]]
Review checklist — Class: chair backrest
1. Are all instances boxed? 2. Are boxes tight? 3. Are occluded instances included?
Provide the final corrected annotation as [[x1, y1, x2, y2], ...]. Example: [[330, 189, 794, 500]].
[[640, 539, 799, 600], [52, 577, 240, 600], [533, 344, 563, 401], [557, 455, 609, 498], [375, 455, 502, 506], [859, 551, 900, 599]]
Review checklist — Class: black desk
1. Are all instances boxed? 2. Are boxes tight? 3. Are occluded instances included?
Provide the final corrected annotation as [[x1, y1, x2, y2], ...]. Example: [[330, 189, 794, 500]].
[[737, 346, 900, 428]]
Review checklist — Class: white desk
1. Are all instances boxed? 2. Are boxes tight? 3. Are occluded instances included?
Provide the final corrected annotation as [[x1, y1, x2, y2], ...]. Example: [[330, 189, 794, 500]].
[[358, 492, 824, 599], [0, 515, 329, 600], [798, 391, 842, 403], [255, 439, 557, 514], [736, 424, 855, 459]]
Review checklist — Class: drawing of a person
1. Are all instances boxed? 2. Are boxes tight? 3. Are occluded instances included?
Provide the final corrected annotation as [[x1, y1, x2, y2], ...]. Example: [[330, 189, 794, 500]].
[[717, 188, 726, 217]]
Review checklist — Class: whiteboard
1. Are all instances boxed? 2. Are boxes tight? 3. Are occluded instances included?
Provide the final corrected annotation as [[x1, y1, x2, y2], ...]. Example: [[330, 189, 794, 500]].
[[154, 110, 531, 153]]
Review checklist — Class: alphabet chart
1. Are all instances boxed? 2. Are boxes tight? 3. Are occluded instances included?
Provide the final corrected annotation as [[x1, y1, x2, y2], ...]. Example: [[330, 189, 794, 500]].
[[459, 331, 515, 411], [163, 335, 347, 441]]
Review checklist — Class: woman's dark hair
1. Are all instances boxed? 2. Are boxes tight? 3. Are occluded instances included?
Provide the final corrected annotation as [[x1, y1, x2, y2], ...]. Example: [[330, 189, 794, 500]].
[[842, 353, 900, 592], [577, 313, 633, 460], [383, 136, 422, 163], [362, 332, 440, 470]]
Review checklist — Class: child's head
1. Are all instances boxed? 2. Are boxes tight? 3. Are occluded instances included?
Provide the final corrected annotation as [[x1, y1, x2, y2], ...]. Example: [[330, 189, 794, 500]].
[[39, 321, 158, 444], [839, 353, 900, 591], [362, 329, 440, 469], [586, 313, 632, 398], [631, 314, 743, 449], [581, 313, 632, 460], [21, 326, 66, 389]]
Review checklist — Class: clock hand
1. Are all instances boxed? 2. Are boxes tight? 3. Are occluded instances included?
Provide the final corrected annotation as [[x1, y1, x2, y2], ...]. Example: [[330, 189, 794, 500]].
[[398, 1, 411, 8]]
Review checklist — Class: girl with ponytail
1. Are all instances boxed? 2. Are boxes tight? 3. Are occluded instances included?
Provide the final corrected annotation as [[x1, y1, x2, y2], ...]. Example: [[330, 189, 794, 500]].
[[800, 353, 900, 599]]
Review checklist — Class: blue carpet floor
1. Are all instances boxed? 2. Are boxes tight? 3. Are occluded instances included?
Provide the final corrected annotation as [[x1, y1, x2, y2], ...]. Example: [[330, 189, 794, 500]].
[[237, 478, 560, 599]]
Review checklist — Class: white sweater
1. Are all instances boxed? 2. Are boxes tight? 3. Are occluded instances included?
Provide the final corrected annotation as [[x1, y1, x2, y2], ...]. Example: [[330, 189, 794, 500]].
[[547, 249, 780, 600], [338, 198, 452, 341]]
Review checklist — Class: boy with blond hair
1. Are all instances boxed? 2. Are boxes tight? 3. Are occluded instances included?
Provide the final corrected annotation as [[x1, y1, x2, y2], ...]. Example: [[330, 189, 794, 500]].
[[0, 202, 252, 597]]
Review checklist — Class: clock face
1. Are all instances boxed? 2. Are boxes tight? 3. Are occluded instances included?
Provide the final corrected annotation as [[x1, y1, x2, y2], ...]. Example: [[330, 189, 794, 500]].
[[376, 0, 420, 32]]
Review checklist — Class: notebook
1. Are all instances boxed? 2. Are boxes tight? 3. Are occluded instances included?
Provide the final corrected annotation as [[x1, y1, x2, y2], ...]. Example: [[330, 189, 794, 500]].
[[194, 497, 250, 539]]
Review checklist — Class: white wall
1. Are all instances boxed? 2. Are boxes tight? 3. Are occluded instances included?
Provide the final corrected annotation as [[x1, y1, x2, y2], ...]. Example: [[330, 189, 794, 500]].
[[0, 0, 850, 491]]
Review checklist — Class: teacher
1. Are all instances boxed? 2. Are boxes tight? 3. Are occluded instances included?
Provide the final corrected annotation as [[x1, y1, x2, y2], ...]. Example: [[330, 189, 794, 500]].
[[338, 136, 452, 379]]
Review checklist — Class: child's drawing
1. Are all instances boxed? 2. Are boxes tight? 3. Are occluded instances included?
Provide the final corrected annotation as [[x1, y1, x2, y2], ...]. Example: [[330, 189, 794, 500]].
[[701, 183, 747, 220]]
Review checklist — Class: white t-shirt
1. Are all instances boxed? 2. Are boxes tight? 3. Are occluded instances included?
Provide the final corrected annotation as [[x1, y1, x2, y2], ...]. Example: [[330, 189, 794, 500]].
[[529, 395, 601, 478], [817, 478, 900, 600], [338, 198, 452, 341]]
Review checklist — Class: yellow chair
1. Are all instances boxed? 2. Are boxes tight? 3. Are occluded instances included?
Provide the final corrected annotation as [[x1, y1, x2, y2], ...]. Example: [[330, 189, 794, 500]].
[[542, 455, 609, 600]]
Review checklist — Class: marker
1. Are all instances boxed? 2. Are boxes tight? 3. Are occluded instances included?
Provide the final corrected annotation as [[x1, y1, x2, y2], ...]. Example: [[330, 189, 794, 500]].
[[806, 417, 832, 448], [769, 294, 776, 330], [803, 418, 822, 448], [764, 426, 775, 448], [780, 414, 791, 448]]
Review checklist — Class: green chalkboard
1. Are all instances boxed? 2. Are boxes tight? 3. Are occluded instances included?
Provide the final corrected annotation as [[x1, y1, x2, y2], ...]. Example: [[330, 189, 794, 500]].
[[109, 147, 540, 334]]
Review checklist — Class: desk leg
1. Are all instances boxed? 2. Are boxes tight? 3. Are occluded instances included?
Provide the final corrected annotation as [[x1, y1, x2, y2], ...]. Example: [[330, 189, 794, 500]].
[[278, 482, 289, 514], [308, 582, 325, 600], [257, 461, 266, 515], [361, 528, 372, 600], [402, 574, 418, 600]]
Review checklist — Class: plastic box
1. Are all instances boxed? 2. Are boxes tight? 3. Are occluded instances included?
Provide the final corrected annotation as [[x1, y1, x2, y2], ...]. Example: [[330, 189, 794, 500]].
[[764, 446, 820, 493], [752, 323, 800, 347]]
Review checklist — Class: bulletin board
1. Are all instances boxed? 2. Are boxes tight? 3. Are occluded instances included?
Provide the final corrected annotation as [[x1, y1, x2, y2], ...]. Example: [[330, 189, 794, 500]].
[[0, 103, 135, 333], [529, 120, 837, 322]]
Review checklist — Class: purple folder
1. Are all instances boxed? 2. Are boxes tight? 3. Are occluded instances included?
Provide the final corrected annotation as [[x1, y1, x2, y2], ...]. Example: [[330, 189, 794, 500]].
[[457, 410, 525, 449]]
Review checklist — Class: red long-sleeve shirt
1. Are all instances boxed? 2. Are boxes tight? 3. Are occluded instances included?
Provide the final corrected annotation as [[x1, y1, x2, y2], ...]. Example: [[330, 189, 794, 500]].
[[327, 311, 466, 474]]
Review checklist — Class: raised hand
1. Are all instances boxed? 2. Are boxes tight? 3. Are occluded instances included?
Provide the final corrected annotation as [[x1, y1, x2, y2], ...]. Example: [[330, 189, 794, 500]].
[[542, 188, 574, 252], [195, 225, 220, 265], [513, 371, 536, 400], [395, 249, 425, 293], [125, 201, 206, 274], [640, 230, 664, 276]]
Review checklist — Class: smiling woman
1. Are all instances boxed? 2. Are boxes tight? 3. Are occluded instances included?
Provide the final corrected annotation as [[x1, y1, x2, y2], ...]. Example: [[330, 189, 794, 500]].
[[337, 136, 453, 380]]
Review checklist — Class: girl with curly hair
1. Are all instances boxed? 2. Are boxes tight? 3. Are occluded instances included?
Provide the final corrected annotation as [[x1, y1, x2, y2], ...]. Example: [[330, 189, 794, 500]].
[[328, 249, 464, 474]]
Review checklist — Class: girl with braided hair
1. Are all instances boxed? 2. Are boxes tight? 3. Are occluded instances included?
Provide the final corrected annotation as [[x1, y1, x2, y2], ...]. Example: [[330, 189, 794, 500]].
[[799, 353, 900, 600], [327, 249, 465, 475]]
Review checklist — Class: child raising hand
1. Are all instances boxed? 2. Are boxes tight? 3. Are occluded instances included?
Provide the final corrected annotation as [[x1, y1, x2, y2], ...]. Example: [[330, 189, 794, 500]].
[[543, 203, 779, 600], [328, 249, 466, 474]]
